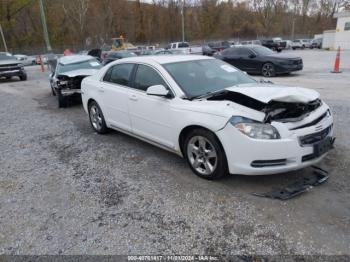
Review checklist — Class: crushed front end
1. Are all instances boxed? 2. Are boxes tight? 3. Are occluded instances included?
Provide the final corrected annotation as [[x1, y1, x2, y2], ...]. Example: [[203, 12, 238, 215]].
[[213, 93, 334, 175], [56, 74, 86, 96]]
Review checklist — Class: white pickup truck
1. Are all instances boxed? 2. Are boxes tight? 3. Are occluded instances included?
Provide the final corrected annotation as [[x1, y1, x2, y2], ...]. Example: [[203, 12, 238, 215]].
[[167, 42, 202, 55]]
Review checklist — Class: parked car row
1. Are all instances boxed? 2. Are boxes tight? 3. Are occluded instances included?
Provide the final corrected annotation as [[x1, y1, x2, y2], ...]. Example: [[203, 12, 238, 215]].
[[45, 53, 334, 179], [214, 45, 303, 77], [0, 52, 27, 81]]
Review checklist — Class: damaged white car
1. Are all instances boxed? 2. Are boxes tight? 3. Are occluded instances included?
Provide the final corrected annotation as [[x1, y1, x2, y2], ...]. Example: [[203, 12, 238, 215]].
[[81, 56, 334, 179], [50, 55, 102, 107]]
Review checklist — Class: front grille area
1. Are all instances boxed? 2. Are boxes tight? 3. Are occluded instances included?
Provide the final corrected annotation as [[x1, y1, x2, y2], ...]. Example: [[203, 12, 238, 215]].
[[302, 153, 317, 162], [293, 59, 302, 65], [299, 125, 332, 146], [0, 64, 20, 72], [251, 159, 287, 168], [291, 111, 329, 130]]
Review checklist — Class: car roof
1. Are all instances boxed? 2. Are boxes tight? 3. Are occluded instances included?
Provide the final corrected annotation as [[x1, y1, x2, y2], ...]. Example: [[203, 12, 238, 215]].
[[117, 55, 213, 65], [59, 55, 95, 65]]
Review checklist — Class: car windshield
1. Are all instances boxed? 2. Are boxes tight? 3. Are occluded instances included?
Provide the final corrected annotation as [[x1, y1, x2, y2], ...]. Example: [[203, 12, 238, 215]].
[[57, 59, 102, 74], [111, 52, 136, 58], [0, 53, 16, 60], [251, 46, 274, 56], [163, 59, 256, 99]]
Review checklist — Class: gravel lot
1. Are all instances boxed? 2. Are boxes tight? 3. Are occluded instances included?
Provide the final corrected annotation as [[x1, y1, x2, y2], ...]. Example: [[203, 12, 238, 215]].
[[0, 49, 349, 256]]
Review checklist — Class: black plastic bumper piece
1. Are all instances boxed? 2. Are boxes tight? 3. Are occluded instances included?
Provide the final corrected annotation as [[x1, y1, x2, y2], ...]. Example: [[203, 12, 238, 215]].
[[252, 166, 329, 200]]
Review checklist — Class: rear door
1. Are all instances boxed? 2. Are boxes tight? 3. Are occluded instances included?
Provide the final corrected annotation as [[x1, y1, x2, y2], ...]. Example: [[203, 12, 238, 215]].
[[100, 63, 134, 132], [127, 64, 175, 148], [222, 48, 241, 69]]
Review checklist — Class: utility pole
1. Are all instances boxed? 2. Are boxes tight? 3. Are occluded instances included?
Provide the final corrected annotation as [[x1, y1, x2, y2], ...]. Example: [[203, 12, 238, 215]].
[[291, 17, 296, 40], [181, 0, 185, 42], [38, 0, 52, 52], [0, 24, 8, 52]]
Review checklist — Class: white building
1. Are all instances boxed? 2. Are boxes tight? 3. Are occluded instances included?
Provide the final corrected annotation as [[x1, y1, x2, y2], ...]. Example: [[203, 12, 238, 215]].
[[320, 11, 350, 50], [333, 11, 350, 50]]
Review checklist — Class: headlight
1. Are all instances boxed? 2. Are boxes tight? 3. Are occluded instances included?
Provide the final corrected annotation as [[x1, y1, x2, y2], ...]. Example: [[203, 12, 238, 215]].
[[229, 116, 280, 139], [18, 63, 24, 69], [58, 80, 68, 86]]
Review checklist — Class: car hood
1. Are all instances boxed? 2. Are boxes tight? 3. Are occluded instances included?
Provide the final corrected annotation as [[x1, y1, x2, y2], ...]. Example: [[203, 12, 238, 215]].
[[0, 59, 19, 66], [225, 83, 319, 104], [58, 69, 99, 78]]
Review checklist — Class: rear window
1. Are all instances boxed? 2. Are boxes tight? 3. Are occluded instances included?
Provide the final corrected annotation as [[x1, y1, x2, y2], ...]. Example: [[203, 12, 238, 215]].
[[178, 42, 189, 48]]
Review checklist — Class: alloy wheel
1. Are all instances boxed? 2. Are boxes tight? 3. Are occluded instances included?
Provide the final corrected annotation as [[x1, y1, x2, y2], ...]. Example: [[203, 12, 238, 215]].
[[89, 104, 103, 131], [262, 63, 275, 77], [187, 135, 218, 176]]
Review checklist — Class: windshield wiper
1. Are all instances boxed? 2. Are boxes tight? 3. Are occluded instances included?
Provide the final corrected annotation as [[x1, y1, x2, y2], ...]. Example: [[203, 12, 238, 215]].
[[190, 89, 229, 100]]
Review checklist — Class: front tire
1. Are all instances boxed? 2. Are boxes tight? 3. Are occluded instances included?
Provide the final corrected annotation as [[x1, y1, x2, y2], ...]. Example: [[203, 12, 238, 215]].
[[184, 129, 228, 180], [19, 73, 27, 81], [57, 90, 67, 108], [88, 101, 108, 134], [262, 63, 276, 77]]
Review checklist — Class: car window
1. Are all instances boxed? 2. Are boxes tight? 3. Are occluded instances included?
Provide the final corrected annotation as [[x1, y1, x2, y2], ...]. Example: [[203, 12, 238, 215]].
[[163, 59, 256, 99], [0, 53, 15, 60], [345, 22, 350, 31], [133, 65, 168, 92], [238, 48, 253, 56], [178, 42, 189, 48], [222, 48, 239, 56], [57, 58, 102, 74], [104, 63, 134, 87]]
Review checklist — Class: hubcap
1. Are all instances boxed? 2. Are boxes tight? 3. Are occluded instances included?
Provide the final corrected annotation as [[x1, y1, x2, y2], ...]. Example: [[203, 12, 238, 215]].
[[90, 105, 103, 131], [262, 64, 274, 77], [187, 136, 217, 175]]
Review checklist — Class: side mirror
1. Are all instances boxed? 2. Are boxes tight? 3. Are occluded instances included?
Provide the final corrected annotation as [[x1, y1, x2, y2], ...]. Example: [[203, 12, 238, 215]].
[[249, 53, 256, 59], [146, 85, 171, 98]]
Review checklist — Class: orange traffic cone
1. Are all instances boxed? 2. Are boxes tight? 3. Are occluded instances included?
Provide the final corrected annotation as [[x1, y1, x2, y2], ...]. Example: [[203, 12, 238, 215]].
[[331, 46, 341, 73]]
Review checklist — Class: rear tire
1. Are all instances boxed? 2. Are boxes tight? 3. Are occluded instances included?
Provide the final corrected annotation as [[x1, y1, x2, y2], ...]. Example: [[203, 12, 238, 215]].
[[262, 63, 276, 77], [88, 101, 108, 134], [184, 128, 228, 180]]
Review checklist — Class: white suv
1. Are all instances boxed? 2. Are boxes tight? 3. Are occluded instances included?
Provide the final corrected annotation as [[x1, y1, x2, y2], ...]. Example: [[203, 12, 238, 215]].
[[81, 56, 334, 179]]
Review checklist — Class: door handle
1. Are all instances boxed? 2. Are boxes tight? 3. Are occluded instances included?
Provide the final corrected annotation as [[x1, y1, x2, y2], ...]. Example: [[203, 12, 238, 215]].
[[129, 94, 138, 101]]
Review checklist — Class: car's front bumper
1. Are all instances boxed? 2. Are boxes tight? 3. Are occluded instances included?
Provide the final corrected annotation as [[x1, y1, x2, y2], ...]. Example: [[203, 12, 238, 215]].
[[0, 69, 26, 78], [216, 106, 334, 175], [276, 63, 303, 74]]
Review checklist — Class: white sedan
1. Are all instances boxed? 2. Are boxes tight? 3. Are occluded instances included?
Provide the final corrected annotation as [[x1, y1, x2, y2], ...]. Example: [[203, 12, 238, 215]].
[[81, 55, 334, 179]]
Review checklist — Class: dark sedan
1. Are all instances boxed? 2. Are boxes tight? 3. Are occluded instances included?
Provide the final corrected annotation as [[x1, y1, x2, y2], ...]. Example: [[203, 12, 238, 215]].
[[102, 51, 136, 65], [214, 45, 303, 77], [202, 41, 231, 56]]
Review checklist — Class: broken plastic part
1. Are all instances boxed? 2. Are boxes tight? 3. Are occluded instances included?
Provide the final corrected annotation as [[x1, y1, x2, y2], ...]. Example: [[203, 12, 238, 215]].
[[207, 91, 322, 123], [252, 166, 329, 200]]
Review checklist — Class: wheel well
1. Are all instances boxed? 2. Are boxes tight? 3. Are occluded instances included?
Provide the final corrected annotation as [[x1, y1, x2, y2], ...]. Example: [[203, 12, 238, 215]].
[[262, 62, 274, 69], [87, 98, 95, 108], [178, 125, 224, 156]]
